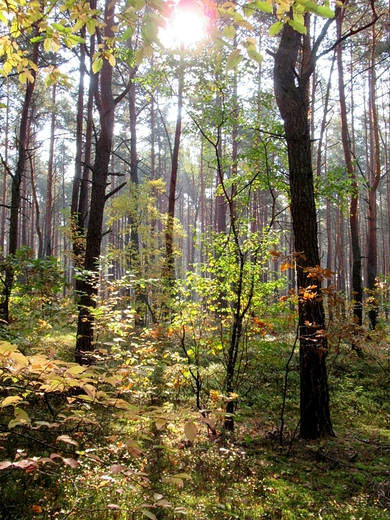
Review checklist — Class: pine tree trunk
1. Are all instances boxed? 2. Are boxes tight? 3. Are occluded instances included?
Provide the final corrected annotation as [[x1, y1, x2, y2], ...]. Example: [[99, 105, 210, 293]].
[[44, 84, 56, 257], [75, 0, 116, 362], [336, 10, 363, 325], [0, 40, 39, 323], [274, 22, 334, 439], [366, 19, 381, 329]]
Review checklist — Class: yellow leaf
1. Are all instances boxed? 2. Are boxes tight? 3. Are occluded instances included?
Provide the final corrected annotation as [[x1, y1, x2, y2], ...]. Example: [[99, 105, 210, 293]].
[[155, 418, 166, 430], [1, 396, 23, 407], [66, 365, 86, 375], [107, 52, 116, 67], [184, 421, 197, 442], [0, 341, 17, 354], [11, 351, 29, 367], [226, 49, 243, 71], [44, 38, 52, 52], [3, 61, 12, 74]]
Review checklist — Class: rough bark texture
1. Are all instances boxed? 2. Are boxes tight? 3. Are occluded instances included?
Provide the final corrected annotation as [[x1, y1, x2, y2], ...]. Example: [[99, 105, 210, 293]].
[[75, 0, 116, 362], [0, 41, 39, 323], [274, 22, 334, 439]]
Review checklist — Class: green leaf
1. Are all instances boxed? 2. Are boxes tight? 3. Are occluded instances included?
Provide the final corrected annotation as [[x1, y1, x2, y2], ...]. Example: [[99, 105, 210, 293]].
[[254, 0, 273, 13], [92, 56, 103, 74], [85, 18, 99, 36], [66, 34, 86, 44], [66, 364, 86, 375], [243, 3, 256, 16], [30, 36, 44, 43], [168, 476, 184, 487], [223, 25, 236, 39], [316, 5, 335, 18], [15, 408, 30, 422], [226, 49, 243, 71], [269, 21, 283, 36], [247, 47, 263, 64], [52, 22, 66, 32], [288, 19, 307, 34], [141, 14, 159, 43], [122, 26, 134, 41], [142, 511, 157, 520]]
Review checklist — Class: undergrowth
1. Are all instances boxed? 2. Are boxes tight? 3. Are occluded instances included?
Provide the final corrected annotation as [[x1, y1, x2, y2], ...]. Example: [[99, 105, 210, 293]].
[[1, 293, 390, 519]]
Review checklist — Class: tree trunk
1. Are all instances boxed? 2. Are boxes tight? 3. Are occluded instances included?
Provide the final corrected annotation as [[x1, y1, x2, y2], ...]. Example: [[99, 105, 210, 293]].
[[274, 22, 334, 439], [75, 0, 116, 362], [0, 40, 39, 323], [44, 83, 56, 258], [336, 8, 363, 326], [165, 56, 183, 284], [366, 18, 381, 329]]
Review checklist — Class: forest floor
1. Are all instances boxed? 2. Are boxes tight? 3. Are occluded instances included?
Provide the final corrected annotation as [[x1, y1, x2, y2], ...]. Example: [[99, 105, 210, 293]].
[[1, 320, 390, 519]]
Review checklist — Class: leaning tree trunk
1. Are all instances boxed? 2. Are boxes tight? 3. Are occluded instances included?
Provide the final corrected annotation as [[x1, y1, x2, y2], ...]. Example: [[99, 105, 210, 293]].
[[274, 21, 334, 439]]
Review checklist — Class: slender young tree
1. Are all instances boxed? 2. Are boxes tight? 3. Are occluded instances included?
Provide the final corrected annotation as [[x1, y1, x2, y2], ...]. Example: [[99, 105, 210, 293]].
[[336, 5, 363, 326], [366, 15, 382, 329], [165, 53, 184, 285], [44, 83, 56, 258]]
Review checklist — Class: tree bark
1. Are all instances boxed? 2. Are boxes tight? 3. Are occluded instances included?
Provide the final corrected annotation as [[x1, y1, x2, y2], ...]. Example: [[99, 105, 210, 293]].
[[366, 18, 381, 329], [274, 22, 334, 439], [336, 8, 363, 326], [165, 56, 183, 284], [0, 40, 39, 323], [44, 83, 56, 258], [75, 0, 116, 362]]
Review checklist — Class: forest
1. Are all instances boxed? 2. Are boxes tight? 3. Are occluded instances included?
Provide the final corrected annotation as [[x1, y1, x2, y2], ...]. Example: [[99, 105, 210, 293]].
[[0, 0, 390, 518]]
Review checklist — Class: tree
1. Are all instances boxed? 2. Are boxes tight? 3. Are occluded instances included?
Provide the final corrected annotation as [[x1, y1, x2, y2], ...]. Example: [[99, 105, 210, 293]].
[[336, 4, 363, 328], [0, 39, 40, 323], [75, 0, 130, 362], [273, 17, 335, 438]]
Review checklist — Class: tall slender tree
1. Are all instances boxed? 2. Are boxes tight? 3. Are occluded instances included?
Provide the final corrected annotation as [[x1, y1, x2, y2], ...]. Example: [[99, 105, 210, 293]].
[[336, 5, 363, 326], [273, 18, 334, 438], [75, 0, 130, 362]]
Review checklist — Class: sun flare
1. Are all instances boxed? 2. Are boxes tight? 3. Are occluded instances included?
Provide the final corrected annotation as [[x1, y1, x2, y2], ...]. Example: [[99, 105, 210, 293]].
[[170, 7, 207, 47]]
